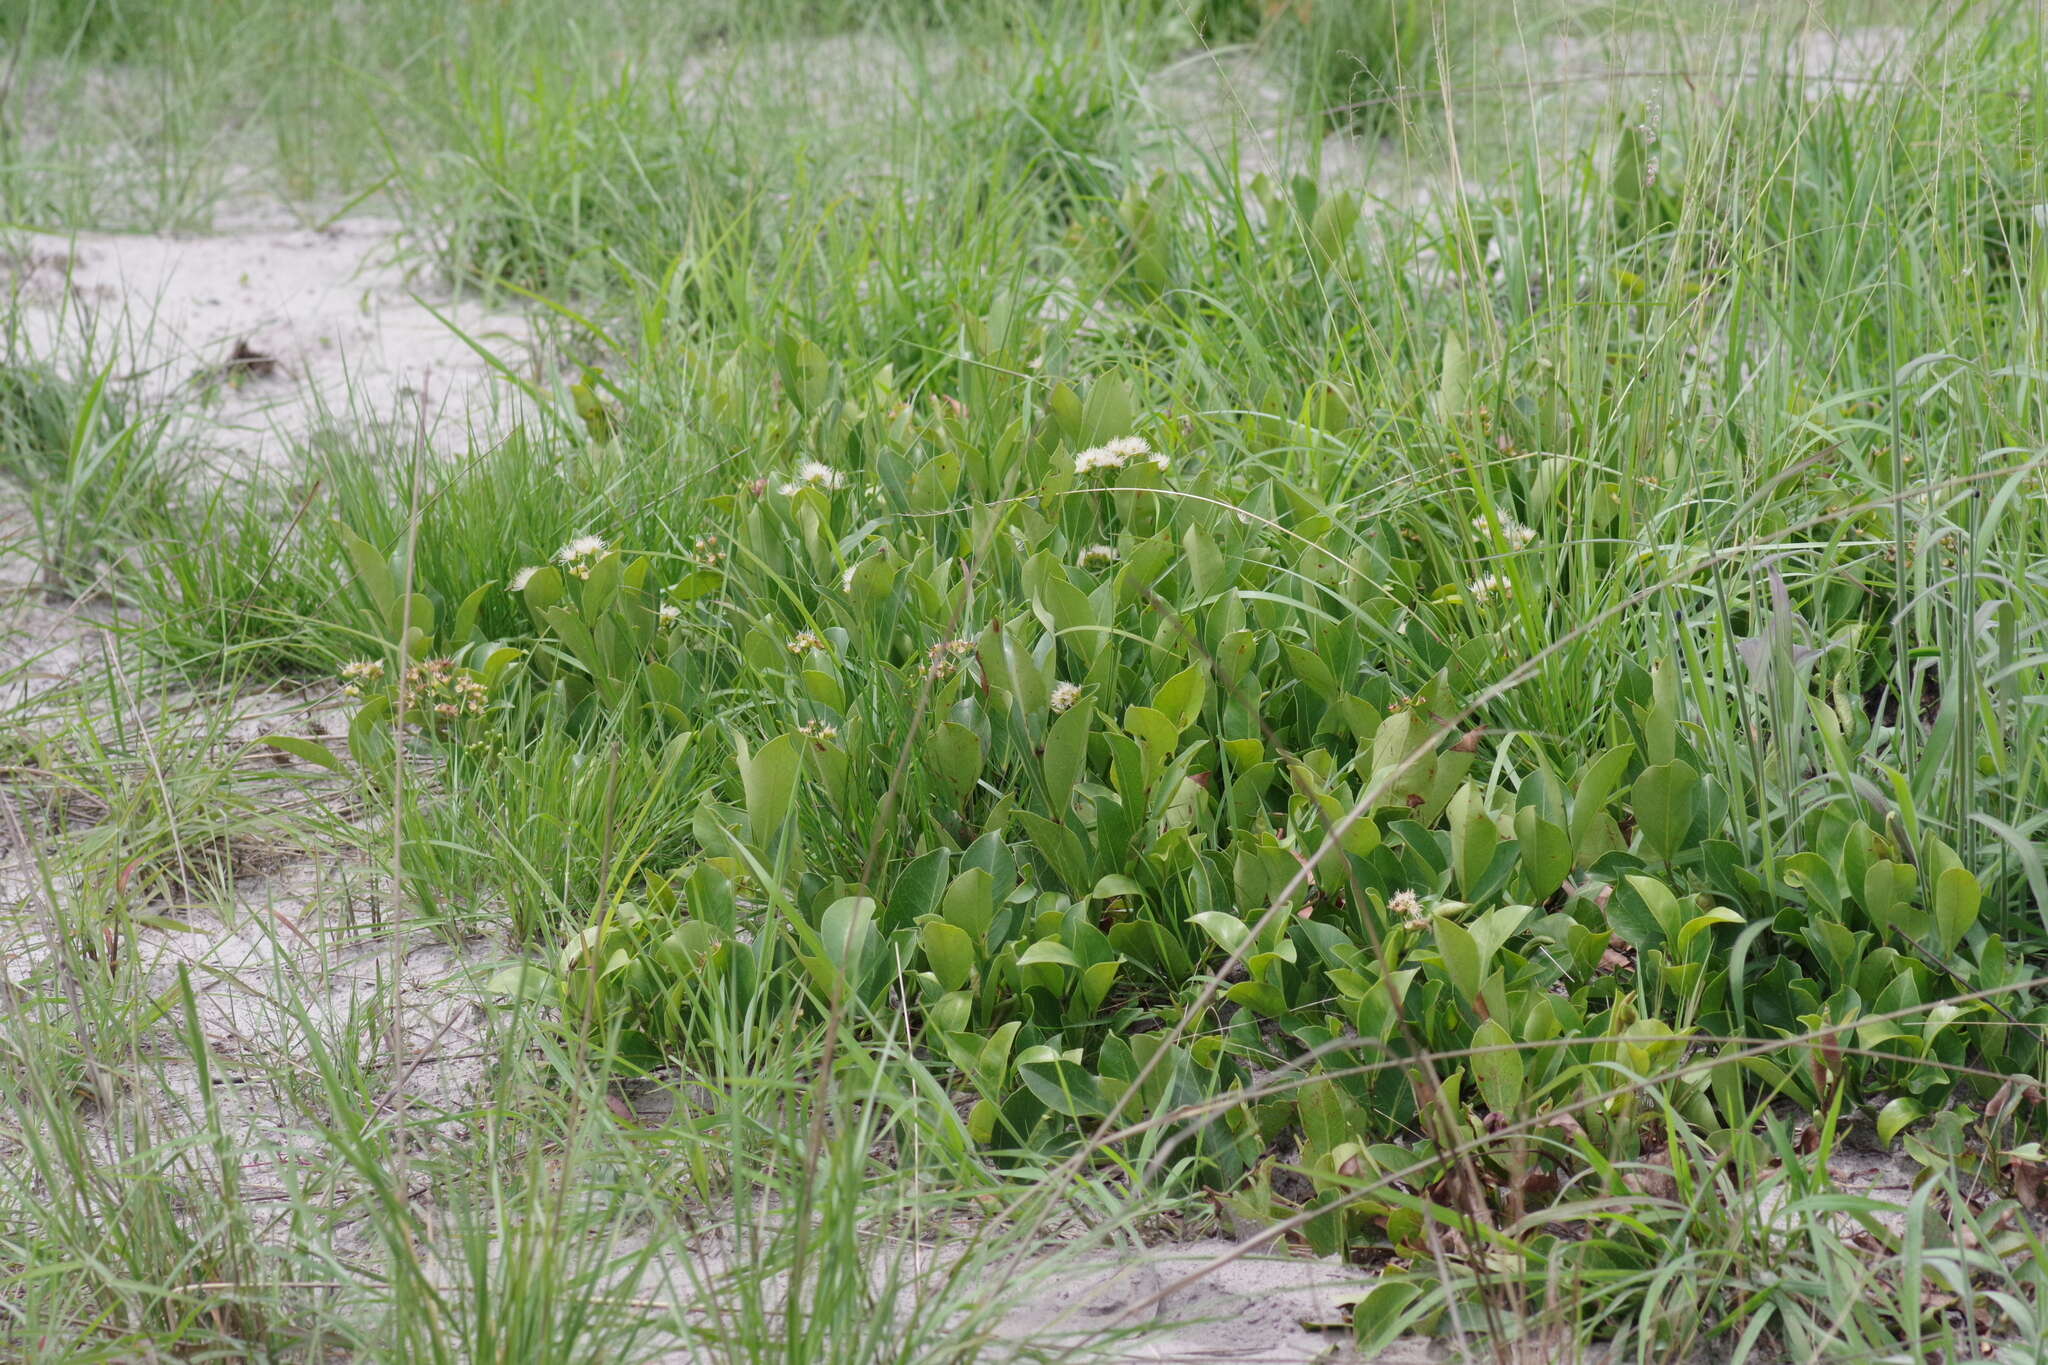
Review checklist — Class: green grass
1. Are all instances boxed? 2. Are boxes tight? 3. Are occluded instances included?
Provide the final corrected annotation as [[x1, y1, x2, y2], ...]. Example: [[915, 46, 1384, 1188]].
[[4, 0, 2048, 1359], [0, 357, 186, 593]]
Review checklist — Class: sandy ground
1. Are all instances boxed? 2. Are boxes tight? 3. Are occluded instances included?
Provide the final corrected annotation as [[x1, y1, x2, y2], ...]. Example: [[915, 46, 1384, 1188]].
[[1141, 46, 1380, 189], [998, 1241, 1424, 1363], [1503, 22, 1916, 113], [6, 211, 534, 472], [0, 539, 503, 1149], [0, 499, 109, 704]]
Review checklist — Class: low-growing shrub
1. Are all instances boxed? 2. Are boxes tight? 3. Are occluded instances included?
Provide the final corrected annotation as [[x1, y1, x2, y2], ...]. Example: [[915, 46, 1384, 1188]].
[[317, 358, 2044, 1207]]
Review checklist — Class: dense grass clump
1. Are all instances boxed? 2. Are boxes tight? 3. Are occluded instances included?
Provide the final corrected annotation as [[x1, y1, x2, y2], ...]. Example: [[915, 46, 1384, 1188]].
[[0, 0, 156, 58], [0, 361, 185, 590], [1285, 0, 1442, 135], [392, 70, 756, 296]]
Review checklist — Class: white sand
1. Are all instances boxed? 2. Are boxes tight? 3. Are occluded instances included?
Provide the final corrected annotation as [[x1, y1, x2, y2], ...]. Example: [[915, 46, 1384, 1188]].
[[7, 213, 533, 471]]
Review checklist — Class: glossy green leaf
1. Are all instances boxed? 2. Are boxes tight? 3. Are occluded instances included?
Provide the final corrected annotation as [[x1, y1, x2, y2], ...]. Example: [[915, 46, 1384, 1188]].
[[1350, 1280, 1427, 1355], [1003, 632, 1049, 716], [1469, 1018, 1523, 1114], [1934, 865, 1981, 956], [740, 733, 801, 847], [1190, 911, 1251, 960], [931, 721, 985, 798], [1675, 907, 1745, 955], [1569, 745, 1634, 863], [909, 450, 962, 511], [1041, 700, 1091, 817], [1153, 663, 1207, 733], [1513, 806, 1572, 898], [941, 868, 995, 943], [338, 527, 397, 621], [1631, 759, 1700, 861], [819, 896, 877, 975], [1017, 1058, 1108, 1117], [1877, 1096, 1924, 1146], [921, 920, 976, 992], [1183, 522, 1225, 595], [1447, 784, 1498, 901], [1862, 859, 1919, 930], [1434, 915, 1483, 1005], [1124, 705, 1179, 791]]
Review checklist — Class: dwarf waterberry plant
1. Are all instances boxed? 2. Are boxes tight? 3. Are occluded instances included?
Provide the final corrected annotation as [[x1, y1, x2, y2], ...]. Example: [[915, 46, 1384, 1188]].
[[331, 349, 2043, 1219], [16, 0, 2048, 1356]]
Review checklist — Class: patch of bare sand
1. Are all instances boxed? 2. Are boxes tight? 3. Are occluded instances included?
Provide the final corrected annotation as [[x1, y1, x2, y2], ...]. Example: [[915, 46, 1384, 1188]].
[[1504, 22, 1923, 117], [141, 904, 506, 1175], [993, 1238, 1407, 1362], [1139, 47, 1382, 190], [601, 1215, 1423, 1362], [1, 780, 510, 1217], [6, 212, 534, 471], [0, 564, 502, 1160], [0, 497, 114, 708]]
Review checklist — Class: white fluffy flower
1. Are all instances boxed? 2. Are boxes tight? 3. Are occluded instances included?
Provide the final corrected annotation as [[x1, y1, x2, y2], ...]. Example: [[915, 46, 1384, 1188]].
[[658, 604, 681, 623], [553, 535, 609, 579], [1073, 446, 1126, 475], [1466, 573, 1511, 604], [1387, 889, 1428, 930], [789, 461, 847, 492], [1076, 544, 1119, 569], [1472, 514, 1536, 549], [1049, 681, 1083, 713], [1103, 434, 1167, 472], [508, 565, 542, 592]]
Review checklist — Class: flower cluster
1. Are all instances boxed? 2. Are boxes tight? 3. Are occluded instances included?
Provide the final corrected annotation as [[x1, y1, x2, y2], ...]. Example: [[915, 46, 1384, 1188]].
[[786, 630, 828, 655], [917, 638, 976, 682], [658, 603, 682, 625], [779, 462, 848, 495], [338, 659, 384, 698], [1466, 573, 1512, 605], [690, 533, 726, 568], [797, 719, 839, 742], [1076, 543, 1119, 570], [1471, 514, 1537, 549], [1049, 681, 1083, 713], [402, 657, 488, 720], [554, 534, 608, 581], [1387, 888, 1429, 931], [1073, 434, 1168, 476]]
